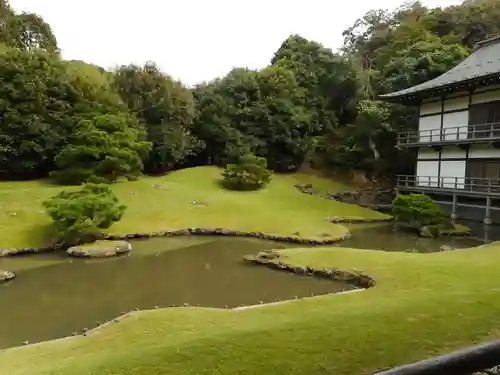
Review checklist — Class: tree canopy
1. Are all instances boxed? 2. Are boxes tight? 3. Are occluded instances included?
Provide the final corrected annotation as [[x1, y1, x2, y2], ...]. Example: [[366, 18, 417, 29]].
[[3, 0, 500, 183]]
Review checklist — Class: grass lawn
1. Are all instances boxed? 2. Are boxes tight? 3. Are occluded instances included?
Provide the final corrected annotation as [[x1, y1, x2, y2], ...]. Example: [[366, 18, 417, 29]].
[[0, 166, 387, 249], [2, 243, 500, 375]]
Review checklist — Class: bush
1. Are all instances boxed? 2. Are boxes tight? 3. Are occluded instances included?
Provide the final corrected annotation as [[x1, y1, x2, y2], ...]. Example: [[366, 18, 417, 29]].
[[43, 183, 126, 245], [392, 193, 446, 228], [222, 154, 272, 191]]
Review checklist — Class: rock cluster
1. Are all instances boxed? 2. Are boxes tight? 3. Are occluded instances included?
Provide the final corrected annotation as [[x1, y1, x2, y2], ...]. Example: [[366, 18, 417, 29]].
[[294, 183, 395, 209], [243, 251, 375, 289], [0, 270, 15, 282]]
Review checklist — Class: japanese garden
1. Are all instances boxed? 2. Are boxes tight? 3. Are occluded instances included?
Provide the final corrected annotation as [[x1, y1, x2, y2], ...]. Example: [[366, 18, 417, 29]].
[[2, 1, 500, 374]]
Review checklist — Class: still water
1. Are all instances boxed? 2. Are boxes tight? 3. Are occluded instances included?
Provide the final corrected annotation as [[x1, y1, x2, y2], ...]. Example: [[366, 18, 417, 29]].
[[0, 237, 352, 349], [342, 223, 484, 252], [0, 223, 490, 350]]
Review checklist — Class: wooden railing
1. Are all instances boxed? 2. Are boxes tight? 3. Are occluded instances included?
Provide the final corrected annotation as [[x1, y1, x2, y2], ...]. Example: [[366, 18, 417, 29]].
[[397, 123, 500, 145], [373, 340, 500, 375], [396, 175, 500, 194]]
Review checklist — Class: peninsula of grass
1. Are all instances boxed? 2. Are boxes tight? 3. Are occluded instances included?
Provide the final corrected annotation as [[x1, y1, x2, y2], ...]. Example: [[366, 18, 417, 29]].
[[0, 166, 388, 250], [2, 242, 500, 375]]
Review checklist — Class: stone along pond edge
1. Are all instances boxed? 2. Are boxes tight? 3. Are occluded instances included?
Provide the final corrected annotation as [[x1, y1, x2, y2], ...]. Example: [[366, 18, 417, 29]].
[[2, 288, 369, 352], [243, 250, 376, 289], [0, 226, 364, 257], [0, 227, 379, 289]]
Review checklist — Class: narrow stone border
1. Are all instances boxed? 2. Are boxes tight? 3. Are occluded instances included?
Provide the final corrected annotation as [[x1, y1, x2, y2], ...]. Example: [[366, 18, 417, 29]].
[[243, 252, 376, 289], [104, 228, 351, 244], [233, 288, 365, 311], [3, 288, 370, 352], [329, 217, 393, 224], [0, 227, 352, 257]]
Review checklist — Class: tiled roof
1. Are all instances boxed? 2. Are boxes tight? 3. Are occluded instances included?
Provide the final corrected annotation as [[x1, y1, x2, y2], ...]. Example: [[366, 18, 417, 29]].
[[380, 36, 500, 101]]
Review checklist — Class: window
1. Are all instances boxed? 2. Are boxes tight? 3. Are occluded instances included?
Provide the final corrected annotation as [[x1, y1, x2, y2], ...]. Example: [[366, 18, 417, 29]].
[[468, 101, 500, 138], [467, 159, 500, 192]]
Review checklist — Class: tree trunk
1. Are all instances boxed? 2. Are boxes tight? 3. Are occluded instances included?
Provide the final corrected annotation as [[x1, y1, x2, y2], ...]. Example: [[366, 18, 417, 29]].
[[369, 136, 380, 160]]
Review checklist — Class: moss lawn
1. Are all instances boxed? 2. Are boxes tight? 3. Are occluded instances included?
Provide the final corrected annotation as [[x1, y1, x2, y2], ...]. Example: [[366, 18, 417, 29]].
[[0, 166, 388, 249]]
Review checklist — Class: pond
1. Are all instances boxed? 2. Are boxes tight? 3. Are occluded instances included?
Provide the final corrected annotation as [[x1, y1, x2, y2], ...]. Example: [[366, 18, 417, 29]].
[[0, 222, 492, 350], [342, 223, 484, 252], [0, 236, 353, 350]]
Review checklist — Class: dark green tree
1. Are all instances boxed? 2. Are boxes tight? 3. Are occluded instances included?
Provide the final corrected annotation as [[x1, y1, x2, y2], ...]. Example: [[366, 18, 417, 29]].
[[113, 63, 203, 173], [51, 114, 151, 184], [0, 47, 130, 179], [255, 64, 315, 171], [192, 70, 262, 166], [0, 47, 71, 177], [43, 183, 126, 245], [0, 1, 57, 52], [271, 35, 359, 130]]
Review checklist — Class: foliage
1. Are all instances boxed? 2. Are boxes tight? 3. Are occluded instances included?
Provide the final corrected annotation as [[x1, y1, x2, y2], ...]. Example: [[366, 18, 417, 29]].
[[192, 70, 262, 166], [0, 166, 385, 250], [0, 47, 130, 179], [4, 0, 500, 184], [321, 100, 392, 175], [271, 34, 359, 130], [0, 0, 58, 52], [222, 154, 272, 191], [193, 65, 317, 172], [50, 114, 151, 184], [42, 183, 126, 244], [113, 63, 203, 173], [392, 193, 446, 228], [0, 47, 70, 177]]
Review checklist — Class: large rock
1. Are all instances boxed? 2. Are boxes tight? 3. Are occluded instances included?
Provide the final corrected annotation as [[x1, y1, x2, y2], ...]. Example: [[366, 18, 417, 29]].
[[0, 270, 15, 282], [67, 240, 132, 258]]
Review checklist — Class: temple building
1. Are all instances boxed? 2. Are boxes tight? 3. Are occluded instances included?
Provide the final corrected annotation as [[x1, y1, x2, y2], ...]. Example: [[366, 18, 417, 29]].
[[380, 36, 500, 224]]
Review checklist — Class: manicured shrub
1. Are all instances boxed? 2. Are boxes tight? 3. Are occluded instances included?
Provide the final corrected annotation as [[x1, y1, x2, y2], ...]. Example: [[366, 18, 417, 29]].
[[392, 193, 446, 228], [50, 114, 151, 185], [222, 154, 272, 191], [42, 183, 126, 245]]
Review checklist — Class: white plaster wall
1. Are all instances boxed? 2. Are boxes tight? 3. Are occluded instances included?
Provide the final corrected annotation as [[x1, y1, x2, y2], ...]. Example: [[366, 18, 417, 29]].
[[418, 115, 441, 142], [439, 160, 466, 189], [441, 148, 466, 159], [418, 149, 440, 160], [469, 145, 500, 158], [416, 160, 439, 187], [471, 88, 500, 105], [442, 111, 469, 140], [443, 96, 468, 111], [420, 101, 441, 115]]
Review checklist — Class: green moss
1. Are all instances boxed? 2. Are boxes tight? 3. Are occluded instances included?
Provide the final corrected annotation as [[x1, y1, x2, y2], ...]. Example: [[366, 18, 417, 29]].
[[2, 243, 500, 375], [0, 166, 388, 250]]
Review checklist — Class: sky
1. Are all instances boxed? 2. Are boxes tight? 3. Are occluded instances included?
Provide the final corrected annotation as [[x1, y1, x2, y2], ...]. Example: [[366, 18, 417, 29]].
[[10, 0, 462, 86]]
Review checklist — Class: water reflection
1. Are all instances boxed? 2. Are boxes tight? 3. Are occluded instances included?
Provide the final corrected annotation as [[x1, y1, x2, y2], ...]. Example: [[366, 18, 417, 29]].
[[0, 237, 350, 349]]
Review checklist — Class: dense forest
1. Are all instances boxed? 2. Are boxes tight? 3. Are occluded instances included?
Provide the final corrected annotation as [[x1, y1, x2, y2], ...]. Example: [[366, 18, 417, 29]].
[[1, 0, 500, 183]]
